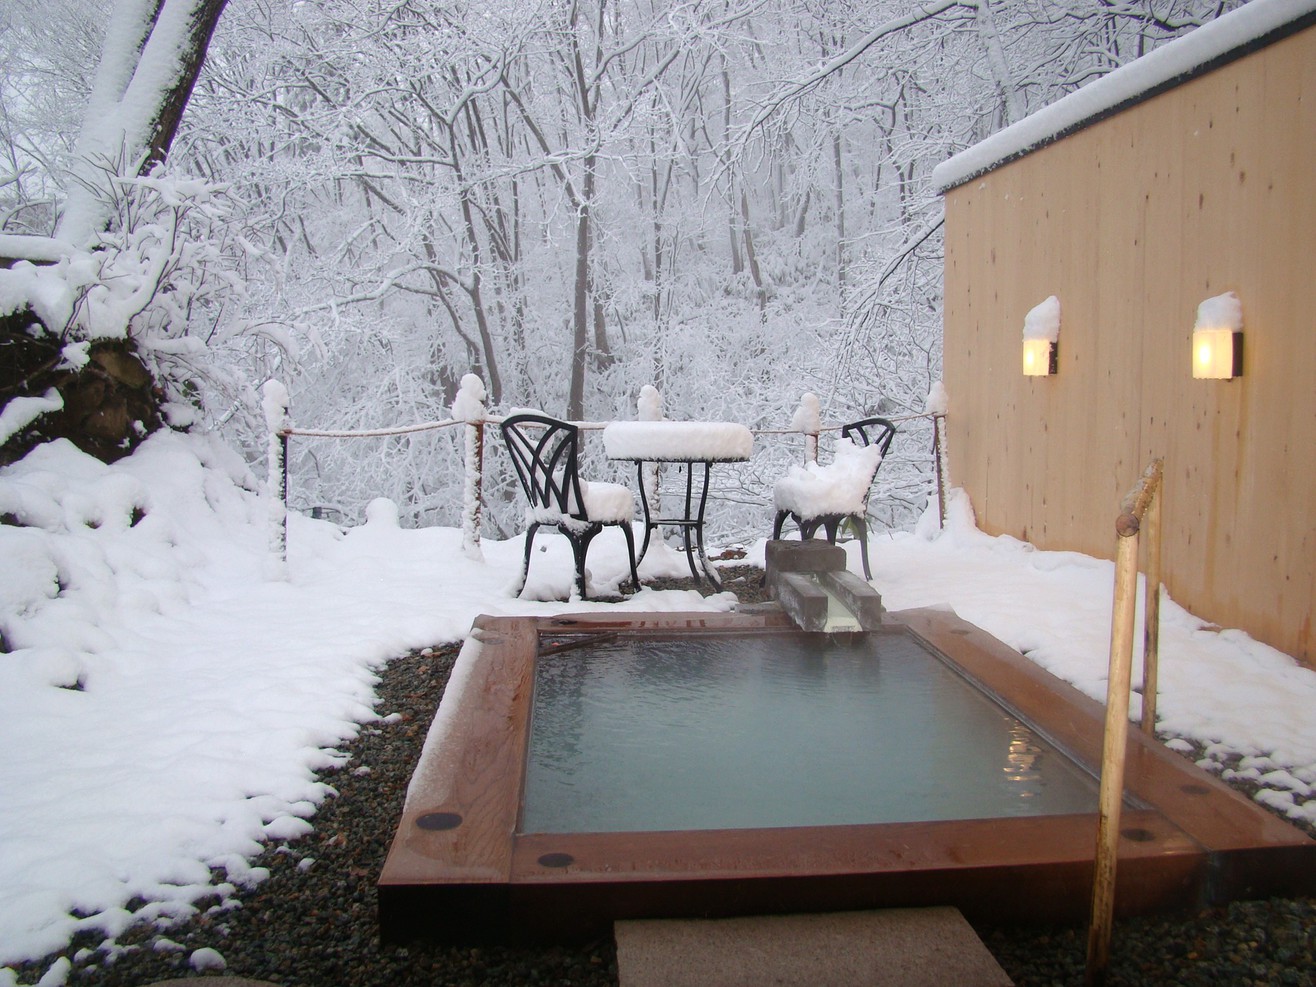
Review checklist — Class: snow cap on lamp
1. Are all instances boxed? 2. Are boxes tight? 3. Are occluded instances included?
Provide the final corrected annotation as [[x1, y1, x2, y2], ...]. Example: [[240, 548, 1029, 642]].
[[1022, 295, 1060, 376], [1193, 291, 1243, 379]]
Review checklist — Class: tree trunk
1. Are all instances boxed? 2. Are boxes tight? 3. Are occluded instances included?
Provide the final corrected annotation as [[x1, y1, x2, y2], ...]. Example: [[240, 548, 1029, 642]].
[[740, 188, 766, 315], [57, 0, 230, 247], [568, 184, 591, 421], [144, 0, 229, 168]]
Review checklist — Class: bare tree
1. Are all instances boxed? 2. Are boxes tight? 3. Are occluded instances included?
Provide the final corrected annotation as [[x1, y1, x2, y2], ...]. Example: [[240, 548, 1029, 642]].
[[57, 0, 229, 247]]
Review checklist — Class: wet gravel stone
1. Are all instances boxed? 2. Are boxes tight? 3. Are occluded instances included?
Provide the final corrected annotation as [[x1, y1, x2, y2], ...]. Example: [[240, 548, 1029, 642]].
[[9, 563, 1315, 986]]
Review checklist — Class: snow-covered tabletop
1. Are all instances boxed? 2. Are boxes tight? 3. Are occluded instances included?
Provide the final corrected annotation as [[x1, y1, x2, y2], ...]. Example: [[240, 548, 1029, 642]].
[[602, 421, 753, 462]]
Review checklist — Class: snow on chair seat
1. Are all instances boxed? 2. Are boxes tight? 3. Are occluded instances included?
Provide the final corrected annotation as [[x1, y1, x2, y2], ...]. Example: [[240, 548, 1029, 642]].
[[579, 481, 635, 523], [774, 440, 883, 519], [771, 417, 897, 580]]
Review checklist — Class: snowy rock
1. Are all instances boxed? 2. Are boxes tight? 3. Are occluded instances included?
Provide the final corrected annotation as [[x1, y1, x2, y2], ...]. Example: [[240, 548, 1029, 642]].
[[364, 497, 400, 527], [0, 391, 64, 447], [188, 946, 226, 972]]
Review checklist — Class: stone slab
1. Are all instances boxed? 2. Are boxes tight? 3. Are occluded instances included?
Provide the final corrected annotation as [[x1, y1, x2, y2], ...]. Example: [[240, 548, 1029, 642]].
[[820, 569, 884, 629], [765, 539, 846, 579], [615, 907, 1014, 987], [774, 571, 829, 631]]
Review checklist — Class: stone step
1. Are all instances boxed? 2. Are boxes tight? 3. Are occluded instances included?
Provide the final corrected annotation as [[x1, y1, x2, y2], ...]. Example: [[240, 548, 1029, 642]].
[[615, 907, 1014, 987]]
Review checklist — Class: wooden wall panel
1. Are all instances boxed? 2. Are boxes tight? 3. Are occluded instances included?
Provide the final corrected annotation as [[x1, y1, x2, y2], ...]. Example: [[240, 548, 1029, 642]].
[[943, 25, 1316, 665]]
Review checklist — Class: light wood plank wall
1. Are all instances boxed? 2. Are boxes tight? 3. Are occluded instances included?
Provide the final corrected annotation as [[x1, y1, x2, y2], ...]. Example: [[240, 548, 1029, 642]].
[[942, 25, 1316, 666]]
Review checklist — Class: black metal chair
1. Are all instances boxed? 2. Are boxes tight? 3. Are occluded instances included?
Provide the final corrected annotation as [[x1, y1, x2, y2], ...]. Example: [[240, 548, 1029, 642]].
[[771, 416, 897, 580], [500, 412, 640, 600]]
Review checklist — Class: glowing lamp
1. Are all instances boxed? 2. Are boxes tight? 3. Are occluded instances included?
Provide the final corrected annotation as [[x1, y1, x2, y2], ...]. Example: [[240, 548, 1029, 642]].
[[1023, 338, 1057, 376], [1192, 292, 1244, 379], [1022, 295, 1060, 376]]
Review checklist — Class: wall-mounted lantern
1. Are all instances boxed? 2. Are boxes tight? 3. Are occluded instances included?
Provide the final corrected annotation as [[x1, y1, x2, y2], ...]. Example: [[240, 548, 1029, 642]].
[[1192, 291, 1243, 379], [1023, 295, 1060, 376]]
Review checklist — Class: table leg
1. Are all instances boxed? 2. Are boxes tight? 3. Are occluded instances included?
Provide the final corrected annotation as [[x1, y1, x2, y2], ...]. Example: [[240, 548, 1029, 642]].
[[679, 463, 702, 583], [691, 461, 721, 589], [634, 460, 655, 564]]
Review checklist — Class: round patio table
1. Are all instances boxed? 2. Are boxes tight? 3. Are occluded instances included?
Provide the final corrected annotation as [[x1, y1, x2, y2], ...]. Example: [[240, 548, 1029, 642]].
[[602, 420, 753, 588]]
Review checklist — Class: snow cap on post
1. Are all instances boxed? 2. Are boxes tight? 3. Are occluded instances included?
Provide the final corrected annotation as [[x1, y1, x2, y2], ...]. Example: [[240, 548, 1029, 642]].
[[790, 393, 822, 434], [924, 381, 948, 416], [638, 384, 663, 422], [261, 379, 290, 432], [450, 374, 487, 422]]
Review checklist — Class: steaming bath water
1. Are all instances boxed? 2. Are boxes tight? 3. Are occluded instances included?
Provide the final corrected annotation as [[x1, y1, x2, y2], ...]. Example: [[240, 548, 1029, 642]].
[[521, 629, 1100, 834]]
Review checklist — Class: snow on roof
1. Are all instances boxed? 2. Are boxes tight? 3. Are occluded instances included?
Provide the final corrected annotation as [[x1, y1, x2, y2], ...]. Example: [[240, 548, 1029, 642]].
[[932, 0, 1316, 192]]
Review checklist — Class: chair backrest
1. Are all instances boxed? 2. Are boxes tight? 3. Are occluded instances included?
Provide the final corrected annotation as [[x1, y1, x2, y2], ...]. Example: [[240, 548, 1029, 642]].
[[840, 416, 897, 458], [839, 417, 897, 510], [499, 413, 588, 521]]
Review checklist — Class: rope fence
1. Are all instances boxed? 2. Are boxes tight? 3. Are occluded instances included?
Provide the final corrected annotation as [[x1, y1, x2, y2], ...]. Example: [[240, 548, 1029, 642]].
[[262, 375, 949, 566]]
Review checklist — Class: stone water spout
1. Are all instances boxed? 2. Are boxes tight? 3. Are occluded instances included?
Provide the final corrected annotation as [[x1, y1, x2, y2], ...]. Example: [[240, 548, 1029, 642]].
[[764, 540, 884, 633]]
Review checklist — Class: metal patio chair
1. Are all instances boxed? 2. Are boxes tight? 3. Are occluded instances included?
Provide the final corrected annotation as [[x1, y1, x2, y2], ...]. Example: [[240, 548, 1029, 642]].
[[771, 416, 897, 580], [500, 412, 640, 600]]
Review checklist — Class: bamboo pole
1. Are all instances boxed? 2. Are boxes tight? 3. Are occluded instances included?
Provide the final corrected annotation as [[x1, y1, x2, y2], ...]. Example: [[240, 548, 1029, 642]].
[[1140, 489, 1163, 734], [1086, 457, 1163, 985], [1086, 529, 1141, 986]]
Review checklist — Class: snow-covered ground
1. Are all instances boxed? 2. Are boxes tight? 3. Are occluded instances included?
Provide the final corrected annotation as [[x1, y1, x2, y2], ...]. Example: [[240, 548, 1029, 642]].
[[3, 431, 1314, 982]]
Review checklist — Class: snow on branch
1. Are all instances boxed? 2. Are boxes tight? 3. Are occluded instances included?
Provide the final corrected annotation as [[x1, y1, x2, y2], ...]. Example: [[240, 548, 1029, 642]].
[[738, 0, 969, 143]]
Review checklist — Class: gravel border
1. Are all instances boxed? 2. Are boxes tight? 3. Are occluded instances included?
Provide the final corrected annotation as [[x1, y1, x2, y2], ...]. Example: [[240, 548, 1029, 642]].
[[8, 565, 1314, 986]]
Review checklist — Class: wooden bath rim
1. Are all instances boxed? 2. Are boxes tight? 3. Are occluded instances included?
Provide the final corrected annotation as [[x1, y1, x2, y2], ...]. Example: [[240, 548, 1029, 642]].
[[378, 608, 1316, 944]]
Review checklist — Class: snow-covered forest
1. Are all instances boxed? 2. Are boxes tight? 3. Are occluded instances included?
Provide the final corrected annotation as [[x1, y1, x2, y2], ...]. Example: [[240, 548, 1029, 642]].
[[2, 0, 1243, 537]]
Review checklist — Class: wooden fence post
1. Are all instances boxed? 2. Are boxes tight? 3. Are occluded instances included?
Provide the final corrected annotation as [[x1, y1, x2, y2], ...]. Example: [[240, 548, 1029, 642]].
[[792, 392, 821, 464], [452, 373, 487, 561], [638, 384, 663, 512], [261, 380, 291, 575], [932, 413, 947, 529]]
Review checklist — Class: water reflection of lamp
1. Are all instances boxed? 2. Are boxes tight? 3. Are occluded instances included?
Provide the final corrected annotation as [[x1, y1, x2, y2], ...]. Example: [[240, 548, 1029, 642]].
[[1023, 295, 1060, 376], [1192, 291, 1243, 379]]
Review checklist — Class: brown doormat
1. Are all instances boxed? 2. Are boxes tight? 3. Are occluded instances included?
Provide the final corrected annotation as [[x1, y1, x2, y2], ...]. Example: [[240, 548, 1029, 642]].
[[615, 907, 1013, 987]]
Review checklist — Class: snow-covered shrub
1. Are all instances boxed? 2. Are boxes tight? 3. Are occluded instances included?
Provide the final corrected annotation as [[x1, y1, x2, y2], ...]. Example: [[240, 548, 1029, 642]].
[[1, 157, 288, 464]]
